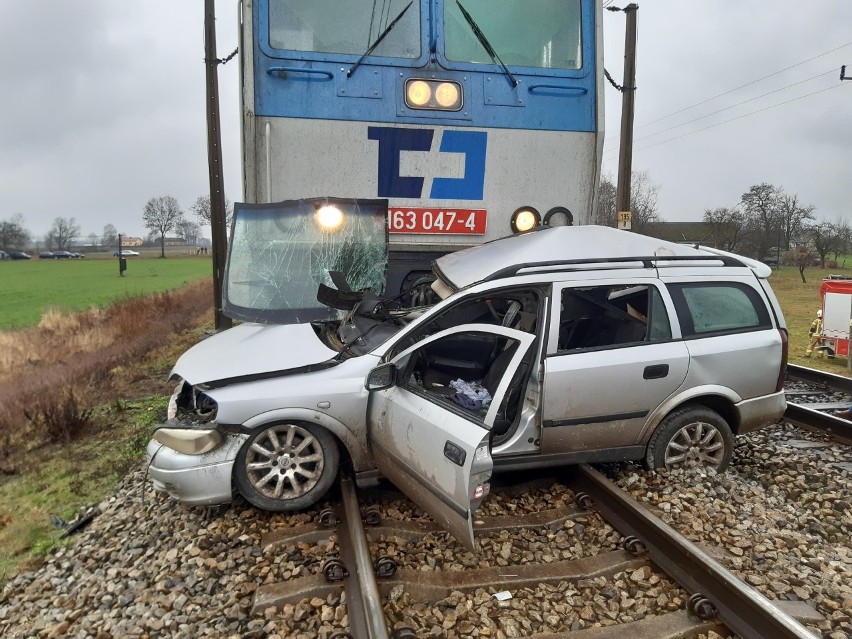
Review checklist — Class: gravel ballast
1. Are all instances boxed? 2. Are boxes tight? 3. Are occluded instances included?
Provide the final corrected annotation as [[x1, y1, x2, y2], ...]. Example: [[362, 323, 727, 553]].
[[1, 422, 849, 638]]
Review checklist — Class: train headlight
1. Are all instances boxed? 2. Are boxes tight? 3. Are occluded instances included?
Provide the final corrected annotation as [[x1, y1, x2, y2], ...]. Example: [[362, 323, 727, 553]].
[[435, 83, 460, 108], [511, 207, 541, 233], [406, 80, 431, 107], [543, 206, 574, 227], [404, 78, 463, 111], [315, 205, 344, 231]]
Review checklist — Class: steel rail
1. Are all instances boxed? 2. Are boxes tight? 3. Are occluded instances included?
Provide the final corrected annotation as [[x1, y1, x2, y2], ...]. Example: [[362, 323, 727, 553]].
[[785, 364, 852, 440], [336, 474, 391, 639], [571, 464, 815, 639], [784, 402, 852, 440], [787, 363, 852, 393]]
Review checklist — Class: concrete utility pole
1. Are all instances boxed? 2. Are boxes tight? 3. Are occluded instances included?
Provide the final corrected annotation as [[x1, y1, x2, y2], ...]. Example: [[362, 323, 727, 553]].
[[615, 4, 638, 231], [204, 0, 233, 331]]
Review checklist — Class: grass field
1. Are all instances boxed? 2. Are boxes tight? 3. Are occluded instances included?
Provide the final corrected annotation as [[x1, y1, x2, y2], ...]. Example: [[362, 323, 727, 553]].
[[0, 256, 213, 329]]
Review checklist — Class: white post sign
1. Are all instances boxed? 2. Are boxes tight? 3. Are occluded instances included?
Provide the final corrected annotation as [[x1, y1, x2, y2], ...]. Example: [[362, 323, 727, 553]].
[[618, 211, 632, 230]]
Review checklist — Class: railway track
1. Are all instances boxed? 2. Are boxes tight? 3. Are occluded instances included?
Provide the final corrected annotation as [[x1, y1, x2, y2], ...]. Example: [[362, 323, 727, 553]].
[[785, 364, 852, 443], [250, 467, 818, 638]]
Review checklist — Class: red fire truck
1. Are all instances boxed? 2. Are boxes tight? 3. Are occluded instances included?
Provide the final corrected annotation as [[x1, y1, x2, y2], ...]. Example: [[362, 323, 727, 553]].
[[819, 277, 852, 357]]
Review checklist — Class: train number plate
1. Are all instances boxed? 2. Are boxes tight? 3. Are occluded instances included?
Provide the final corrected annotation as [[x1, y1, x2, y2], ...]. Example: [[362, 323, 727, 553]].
[[388, 208, 487, 235]]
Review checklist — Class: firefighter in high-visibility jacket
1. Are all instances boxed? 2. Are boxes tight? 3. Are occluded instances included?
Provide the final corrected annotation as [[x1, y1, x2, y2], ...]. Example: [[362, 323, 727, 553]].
[[805, 309, 823, 357]]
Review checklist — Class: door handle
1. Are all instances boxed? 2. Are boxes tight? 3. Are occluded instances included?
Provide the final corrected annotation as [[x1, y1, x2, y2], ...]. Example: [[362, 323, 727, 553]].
[[444, 441, 467, 467], [643, 364, 669, 380]]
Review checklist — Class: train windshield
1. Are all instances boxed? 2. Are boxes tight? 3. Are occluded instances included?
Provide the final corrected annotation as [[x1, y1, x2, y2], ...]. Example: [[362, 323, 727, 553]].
[[268, 0, 421, 59], [445, 0, 582, 70]]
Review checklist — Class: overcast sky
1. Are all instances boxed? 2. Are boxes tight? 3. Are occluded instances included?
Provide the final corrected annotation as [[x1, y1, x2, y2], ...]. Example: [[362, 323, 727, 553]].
[[1, 1, 849, 242]]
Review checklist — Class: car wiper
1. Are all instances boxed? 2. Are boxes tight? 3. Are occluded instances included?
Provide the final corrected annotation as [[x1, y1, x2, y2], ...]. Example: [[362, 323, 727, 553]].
[[347, 1, 413, 78], [455, 0, 518, 88]]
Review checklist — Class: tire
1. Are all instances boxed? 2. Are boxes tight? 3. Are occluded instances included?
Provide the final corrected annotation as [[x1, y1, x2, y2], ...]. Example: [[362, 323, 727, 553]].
[[645, 406, 734, 472], [234, 422, 339, 512]]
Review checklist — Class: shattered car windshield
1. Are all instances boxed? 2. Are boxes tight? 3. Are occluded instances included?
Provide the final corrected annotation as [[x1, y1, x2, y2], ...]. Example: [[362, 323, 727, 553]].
[[224, 198, 388, 324]]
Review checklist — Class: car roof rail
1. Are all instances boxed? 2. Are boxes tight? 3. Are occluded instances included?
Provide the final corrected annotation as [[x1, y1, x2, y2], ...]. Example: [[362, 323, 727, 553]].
[[481, 254, 748, 283]]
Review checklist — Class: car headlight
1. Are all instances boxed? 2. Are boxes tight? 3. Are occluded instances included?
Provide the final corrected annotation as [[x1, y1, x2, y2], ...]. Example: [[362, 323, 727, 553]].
[[511, 207, 541, 233], [153, 428, 223, 455]]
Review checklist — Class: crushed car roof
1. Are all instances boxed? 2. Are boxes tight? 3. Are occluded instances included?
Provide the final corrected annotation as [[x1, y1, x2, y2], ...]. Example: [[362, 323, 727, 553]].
[[433, 226, 718, 290]]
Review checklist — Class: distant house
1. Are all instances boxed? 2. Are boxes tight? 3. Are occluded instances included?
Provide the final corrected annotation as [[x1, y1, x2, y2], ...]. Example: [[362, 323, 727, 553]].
[[122, 236, 144, 247], [164, 237, 188, 246]]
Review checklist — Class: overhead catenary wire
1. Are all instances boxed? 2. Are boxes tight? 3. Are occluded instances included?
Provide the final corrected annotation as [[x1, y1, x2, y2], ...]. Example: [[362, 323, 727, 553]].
[[603, 68, 838, 152], [606, 40, 852, 146], [603, 82, 850, 161]]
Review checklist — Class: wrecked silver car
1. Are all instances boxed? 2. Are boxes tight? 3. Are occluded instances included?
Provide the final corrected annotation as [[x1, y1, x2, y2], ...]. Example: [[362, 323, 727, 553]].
[[147, 201, 787, 549]]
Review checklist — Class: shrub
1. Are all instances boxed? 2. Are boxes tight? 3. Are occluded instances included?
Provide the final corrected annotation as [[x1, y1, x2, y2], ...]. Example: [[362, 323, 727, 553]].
[[23, 387, 94, 444], [0, 280, 213, 457]]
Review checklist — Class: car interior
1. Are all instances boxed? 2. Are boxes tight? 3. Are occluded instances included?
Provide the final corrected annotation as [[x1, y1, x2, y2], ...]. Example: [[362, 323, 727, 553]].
[[557, 285, 662, 351], [393, 289, 542, 436]]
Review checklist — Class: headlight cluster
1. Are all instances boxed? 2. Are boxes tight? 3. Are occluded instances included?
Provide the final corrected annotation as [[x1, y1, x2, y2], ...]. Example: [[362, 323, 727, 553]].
[[511, 206, 574, 234], [405, 78, 463, 111]]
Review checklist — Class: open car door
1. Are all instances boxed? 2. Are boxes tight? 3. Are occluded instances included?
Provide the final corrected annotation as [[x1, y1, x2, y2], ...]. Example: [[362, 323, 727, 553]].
[[366, 324, 536, 550]]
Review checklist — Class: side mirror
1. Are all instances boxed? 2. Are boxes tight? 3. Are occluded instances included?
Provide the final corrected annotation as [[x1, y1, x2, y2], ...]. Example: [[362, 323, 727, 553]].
[[365, 363, 397, 391]]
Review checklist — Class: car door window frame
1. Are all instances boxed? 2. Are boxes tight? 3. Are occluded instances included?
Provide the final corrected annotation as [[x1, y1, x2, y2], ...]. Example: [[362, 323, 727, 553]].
[[547, 279, 679, 355], [385, 323, 537, 428], [381, 285, 546, 362]]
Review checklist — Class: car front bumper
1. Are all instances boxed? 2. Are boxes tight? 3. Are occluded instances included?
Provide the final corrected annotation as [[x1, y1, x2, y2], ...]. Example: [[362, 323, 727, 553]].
[[145, 433, 248, 506]]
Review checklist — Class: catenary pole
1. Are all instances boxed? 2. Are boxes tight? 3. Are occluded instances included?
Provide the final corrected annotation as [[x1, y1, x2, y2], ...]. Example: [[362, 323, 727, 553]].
[[204, 0, 233, 331], [615, 4, 638, 229]]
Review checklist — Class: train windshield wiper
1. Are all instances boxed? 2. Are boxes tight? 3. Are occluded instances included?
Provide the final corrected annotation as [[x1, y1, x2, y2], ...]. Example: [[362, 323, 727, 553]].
[[456, 0, 518, 88], [347, 1, 413, 78]]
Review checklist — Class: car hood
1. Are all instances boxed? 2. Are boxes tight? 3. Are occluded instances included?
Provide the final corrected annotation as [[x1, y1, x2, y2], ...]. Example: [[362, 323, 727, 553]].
[[172, 322, 337, 386]]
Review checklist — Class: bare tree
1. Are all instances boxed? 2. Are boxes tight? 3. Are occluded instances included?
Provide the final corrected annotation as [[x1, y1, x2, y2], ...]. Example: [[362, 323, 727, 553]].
[[809, 222, 844, 269], [629, 170, 661, 231], [87, 232, 98, 248], [830, 217, 851, 261], [191, 194, 233, 230], [176, 219, 201, 246], [592, 174, 617, 227], [740, 183, 780, 259], [778, 194, 815, 251], [702, 207, 746, 251], [45, 217, 80, 250], [792, 243, 814, 283], [102, 223, 118, 248], [591, 171, 660, 229], [0, 214, 31, 251], [142, 196, 185, 258]]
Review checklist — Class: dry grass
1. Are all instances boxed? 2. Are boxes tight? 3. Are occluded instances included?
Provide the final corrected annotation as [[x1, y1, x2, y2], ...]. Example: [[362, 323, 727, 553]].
[[0, 280, 214, 471]]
